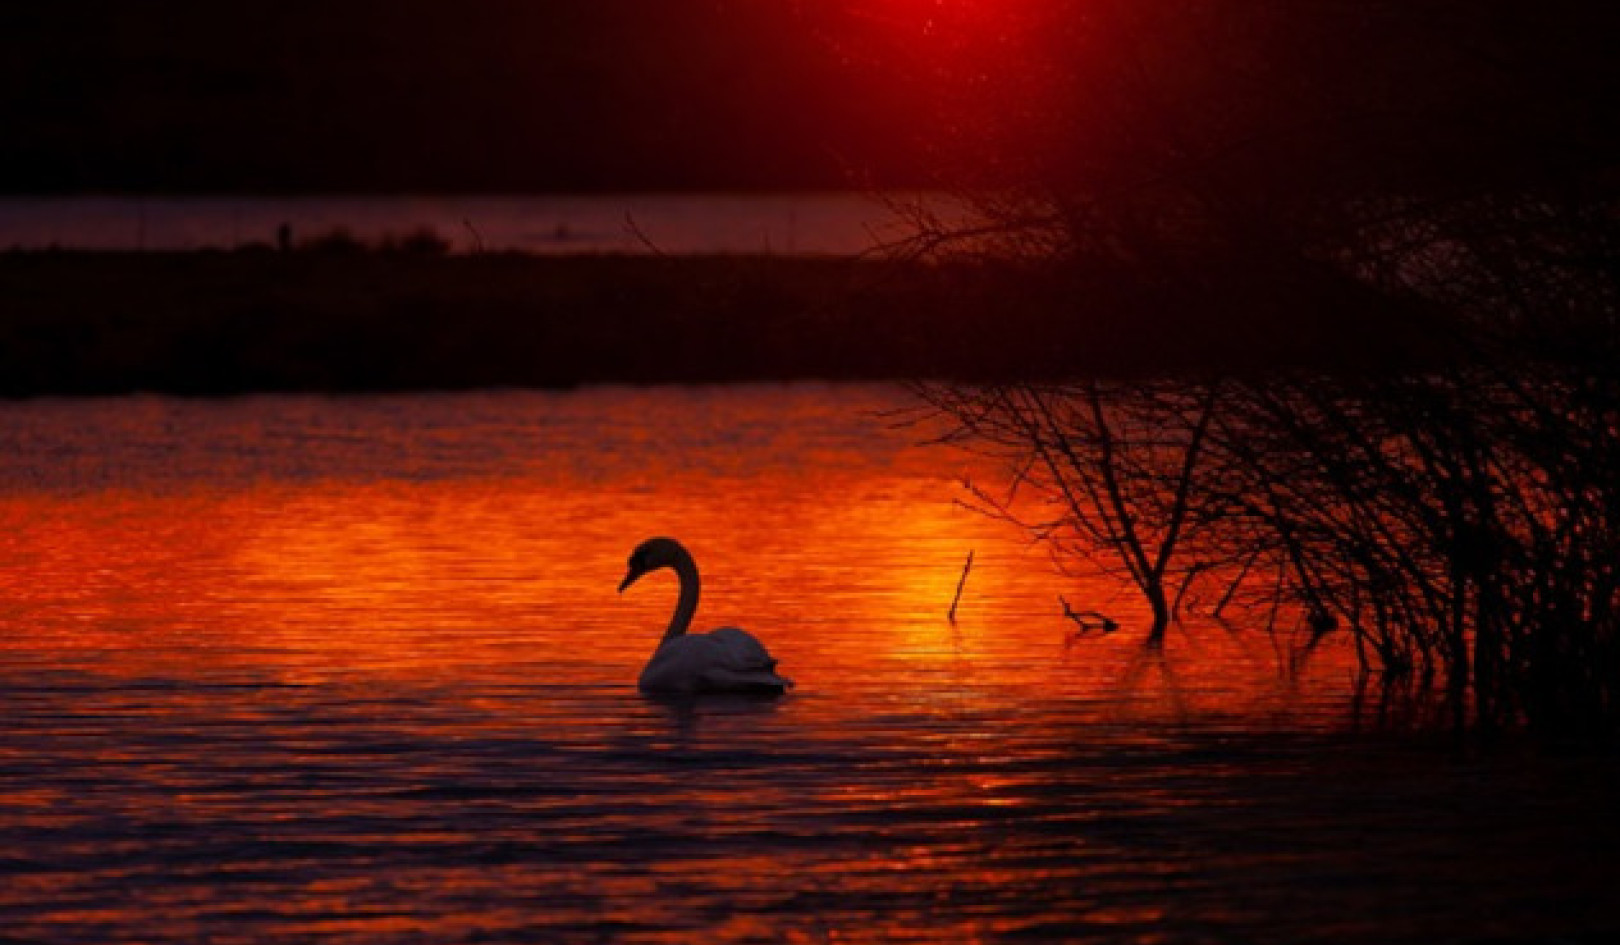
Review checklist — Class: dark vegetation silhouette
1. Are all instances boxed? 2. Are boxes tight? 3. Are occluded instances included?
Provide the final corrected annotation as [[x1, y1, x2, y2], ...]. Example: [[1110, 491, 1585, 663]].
[[0, 246, 1082, 395], [895, 1, 1620, 744]]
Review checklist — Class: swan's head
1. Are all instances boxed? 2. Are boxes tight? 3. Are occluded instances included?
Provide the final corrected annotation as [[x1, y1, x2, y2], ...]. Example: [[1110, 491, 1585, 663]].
[[618, 536, 685, 593]]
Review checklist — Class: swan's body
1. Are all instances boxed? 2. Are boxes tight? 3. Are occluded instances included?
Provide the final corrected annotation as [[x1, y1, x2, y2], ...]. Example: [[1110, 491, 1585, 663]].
[[619, 537, 792, 695]]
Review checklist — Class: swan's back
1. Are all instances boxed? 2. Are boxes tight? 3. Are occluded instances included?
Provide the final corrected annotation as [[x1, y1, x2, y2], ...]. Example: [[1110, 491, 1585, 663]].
[[639, 627, 793, 694]]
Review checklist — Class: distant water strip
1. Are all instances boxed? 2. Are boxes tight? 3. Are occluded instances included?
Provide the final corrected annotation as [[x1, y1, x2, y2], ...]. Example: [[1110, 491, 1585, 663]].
[[0, 193, 963, 255]]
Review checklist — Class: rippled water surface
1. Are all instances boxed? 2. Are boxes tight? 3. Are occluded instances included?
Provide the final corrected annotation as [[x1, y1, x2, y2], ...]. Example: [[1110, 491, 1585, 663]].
[[1, 386, 1615, 943]]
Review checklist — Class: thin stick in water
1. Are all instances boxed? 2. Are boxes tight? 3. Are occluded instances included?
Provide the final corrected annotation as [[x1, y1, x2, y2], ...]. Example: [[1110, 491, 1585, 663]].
[[462, 219, 486, 254], [948, 550, 974, 623]]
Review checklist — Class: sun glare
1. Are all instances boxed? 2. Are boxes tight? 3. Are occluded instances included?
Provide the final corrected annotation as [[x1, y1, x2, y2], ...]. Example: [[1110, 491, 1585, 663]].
[[835, 0, 1055, 180], [860, 0, 1031, 51]]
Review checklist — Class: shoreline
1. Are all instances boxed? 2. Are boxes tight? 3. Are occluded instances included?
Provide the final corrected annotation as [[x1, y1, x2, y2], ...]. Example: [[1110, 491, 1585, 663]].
[[0, 250, 1427, 396]]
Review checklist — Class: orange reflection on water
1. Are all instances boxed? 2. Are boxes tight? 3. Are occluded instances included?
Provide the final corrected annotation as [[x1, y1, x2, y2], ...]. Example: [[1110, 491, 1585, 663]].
[[0, 391, 1353, 715], [1, 388, 1602, 945]]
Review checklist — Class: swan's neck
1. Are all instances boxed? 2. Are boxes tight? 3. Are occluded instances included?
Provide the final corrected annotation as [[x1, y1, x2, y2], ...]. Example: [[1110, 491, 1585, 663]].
[[662, 553, 701, 644]]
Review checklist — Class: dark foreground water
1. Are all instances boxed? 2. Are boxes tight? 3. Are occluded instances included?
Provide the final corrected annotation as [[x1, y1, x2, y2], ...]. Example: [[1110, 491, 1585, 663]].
[[0, 386, 1615, 943]]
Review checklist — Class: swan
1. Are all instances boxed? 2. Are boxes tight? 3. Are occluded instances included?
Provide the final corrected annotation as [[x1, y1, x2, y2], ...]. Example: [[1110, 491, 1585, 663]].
[[618, 537, 793, 694]]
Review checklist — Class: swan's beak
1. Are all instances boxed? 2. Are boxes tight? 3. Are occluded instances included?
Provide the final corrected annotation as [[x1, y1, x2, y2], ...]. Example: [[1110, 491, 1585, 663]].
[[617, 569, 643, 594]]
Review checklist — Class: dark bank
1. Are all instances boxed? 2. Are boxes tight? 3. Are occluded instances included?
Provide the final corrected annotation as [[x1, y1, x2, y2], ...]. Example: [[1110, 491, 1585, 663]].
[[0, 248, 1441, 397]]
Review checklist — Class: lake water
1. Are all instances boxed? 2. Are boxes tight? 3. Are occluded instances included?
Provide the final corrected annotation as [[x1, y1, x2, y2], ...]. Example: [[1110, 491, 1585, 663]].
[[0, 194, 956, 255], [0, 385, 1615, 943]]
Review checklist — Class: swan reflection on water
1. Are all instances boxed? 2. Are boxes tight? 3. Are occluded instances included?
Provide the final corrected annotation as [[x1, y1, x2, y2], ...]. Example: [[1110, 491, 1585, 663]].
[[618, 537, 794, 695]]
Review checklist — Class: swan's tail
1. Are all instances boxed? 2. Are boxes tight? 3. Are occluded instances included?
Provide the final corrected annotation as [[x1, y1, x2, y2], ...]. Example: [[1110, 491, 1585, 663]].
[[702, 667, 794, 693]]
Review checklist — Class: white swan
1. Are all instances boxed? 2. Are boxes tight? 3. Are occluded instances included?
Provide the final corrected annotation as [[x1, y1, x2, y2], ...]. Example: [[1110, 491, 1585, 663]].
[[618, 537, 793, 694]]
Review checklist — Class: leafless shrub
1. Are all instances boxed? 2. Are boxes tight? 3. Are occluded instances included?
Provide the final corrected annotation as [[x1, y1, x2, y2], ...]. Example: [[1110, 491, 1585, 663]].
[[896, 2, 1620, 742]]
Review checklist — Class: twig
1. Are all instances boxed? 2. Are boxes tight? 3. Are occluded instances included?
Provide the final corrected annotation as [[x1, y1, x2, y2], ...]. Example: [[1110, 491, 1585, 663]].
[[948, 550, 974, 623], [1060, 596, 1119, 634], [462, 218, 485, 254], [1213, 547, 1260, 618], [624, 212, 668, 256]]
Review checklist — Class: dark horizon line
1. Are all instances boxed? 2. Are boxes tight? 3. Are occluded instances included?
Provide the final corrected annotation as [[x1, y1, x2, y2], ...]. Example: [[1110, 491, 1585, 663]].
[[0, 184, 936, 198]]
